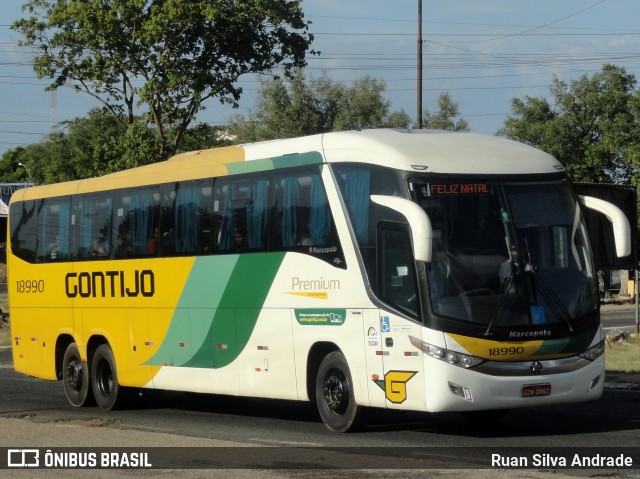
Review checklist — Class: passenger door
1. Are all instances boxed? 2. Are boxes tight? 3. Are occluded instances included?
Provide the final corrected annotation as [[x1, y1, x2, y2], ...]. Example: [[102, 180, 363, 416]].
[[376, 223, 426, 410]]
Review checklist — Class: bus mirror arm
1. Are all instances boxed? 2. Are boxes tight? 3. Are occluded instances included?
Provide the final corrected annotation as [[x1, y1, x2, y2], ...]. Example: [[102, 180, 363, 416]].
[[371, 195, 433, 262], [578, 195, 631, 258]]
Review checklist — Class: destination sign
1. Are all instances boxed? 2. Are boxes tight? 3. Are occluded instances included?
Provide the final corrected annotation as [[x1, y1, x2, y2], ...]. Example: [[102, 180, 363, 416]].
[[429, 183, 490, 195]]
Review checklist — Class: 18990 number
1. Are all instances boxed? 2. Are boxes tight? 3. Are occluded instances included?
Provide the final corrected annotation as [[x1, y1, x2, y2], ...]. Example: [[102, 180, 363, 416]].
[[16, 279, 45, 293], [488, 346, 525, 357]]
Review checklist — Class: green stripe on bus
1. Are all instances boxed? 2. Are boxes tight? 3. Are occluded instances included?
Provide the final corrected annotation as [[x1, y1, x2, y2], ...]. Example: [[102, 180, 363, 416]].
[[145, 253, 285, 369], [533, 327, 598, 356], [225, 151, 323, 176]]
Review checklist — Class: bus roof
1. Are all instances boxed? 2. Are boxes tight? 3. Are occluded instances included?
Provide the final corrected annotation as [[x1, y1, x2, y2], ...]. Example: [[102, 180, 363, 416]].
[[11, 129, 563, 203], [318, 129, 563, 175]]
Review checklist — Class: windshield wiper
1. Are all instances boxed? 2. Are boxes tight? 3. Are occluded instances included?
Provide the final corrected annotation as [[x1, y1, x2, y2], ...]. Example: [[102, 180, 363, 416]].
[[483, 272, 515, 336], [528, 270, 574, 333], [523, 239, 575, 334]]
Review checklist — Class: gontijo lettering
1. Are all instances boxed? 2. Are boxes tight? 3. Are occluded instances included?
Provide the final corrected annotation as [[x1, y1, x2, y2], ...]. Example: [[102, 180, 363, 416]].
[[65, 270, 155, 298]]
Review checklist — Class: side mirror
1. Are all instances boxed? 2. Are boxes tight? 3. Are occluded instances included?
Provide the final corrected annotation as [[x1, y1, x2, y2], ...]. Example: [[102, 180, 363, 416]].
[[371, 195, 432, 262], [578, 195, 631, 258]]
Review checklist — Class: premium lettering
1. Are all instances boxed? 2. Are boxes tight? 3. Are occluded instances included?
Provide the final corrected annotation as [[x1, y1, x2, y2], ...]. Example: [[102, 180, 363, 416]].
[[291, 276, 340, 291], [65, 270, 155, 298]]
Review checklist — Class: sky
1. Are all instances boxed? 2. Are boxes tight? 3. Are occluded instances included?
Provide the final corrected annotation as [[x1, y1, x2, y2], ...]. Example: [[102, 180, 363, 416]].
[[1, 0, 640, 158]]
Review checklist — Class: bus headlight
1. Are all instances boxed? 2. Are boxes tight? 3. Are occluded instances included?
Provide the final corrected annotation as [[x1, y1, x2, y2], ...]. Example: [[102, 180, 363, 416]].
[[409, 336, 485, 368], [578, 339, 605, 361]]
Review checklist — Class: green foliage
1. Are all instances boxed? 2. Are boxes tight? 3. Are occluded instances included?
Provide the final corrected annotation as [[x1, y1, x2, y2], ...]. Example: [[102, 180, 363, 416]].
[[0, 110, 238, 185], [13, 0, 314, 159], [422, 93, 470, 132], [0, 109, 157, 184], [228, 71, 414, 142], [501, 64, 640, 186], [0, 147, 31, 183], [176, 124, 234, 153], [332, 76, 392, 131]]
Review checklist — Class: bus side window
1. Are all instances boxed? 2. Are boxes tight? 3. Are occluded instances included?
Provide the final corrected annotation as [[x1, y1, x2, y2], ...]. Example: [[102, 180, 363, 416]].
[[71, 195, 112, 260], [9, 200, 37, 263], [173, 179, 213, 255], [159, 185, 176, 256], [36, 197, 71, 263], [270, 173, 301, 249]]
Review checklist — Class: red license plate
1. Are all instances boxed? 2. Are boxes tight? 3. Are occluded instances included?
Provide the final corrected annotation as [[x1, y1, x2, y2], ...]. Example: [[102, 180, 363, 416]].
[[521, 384, 551, 397]]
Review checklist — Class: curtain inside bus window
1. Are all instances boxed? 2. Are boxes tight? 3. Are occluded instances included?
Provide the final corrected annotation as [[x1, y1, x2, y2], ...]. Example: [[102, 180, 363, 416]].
[[218, 183, 234, 250], [58, 201, 70, 260], [175, 187, 200, 253], [247, 178, 268, 249], [37, 200, 49, 262], [129, 192, 153, 255], [344, 171, 370, 243], [282, 176, 299, 247], [80, 200, 93, 257], [310, 174, 330, 244]]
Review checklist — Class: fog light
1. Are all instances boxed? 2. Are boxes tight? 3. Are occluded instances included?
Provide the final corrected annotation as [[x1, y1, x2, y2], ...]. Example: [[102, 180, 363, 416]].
[[588, 374, 601, 391], [449, 382, 473, 401]]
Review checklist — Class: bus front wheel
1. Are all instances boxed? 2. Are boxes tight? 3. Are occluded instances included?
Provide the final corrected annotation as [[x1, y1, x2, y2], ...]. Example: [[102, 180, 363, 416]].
[[91, 344, 123, 410], [62, 342, 94, 407], [315, 351, 360, 432]]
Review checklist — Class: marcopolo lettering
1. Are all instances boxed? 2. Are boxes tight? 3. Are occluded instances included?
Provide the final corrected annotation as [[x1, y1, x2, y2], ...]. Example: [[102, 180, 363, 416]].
[[65, 270, 155, 298]]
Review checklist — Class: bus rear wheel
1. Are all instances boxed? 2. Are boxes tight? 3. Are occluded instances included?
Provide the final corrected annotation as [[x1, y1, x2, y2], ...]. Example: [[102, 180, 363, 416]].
[[91, 344, 124, 410], [315, 351, 360, 433], [62, 342, 94, 407]]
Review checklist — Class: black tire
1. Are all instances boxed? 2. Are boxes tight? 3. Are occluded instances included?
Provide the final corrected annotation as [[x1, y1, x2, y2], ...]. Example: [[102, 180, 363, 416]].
[[315, 351, 360, 433], [62, 342, 94, 407], [91, 344, 124, 410]]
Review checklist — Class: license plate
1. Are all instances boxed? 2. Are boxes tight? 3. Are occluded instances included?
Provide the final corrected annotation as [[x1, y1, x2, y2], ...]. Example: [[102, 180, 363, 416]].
[[521, 384, 551, 397]]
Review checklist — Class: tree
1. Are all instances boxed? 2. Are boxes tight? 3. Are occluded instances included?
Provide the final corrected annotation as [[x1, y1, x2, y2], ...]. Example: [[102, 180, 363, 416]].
[[229, 71, 323, 142], [500, 64, 640, 186], [422, 93, 470, 131], [228, 71, 411, 142], [175, 124, 235, 153], [13, 0, 314, 160], [3, 108, 159, 184], [0, 147, 31, 183], [332, 76, 393, 131]]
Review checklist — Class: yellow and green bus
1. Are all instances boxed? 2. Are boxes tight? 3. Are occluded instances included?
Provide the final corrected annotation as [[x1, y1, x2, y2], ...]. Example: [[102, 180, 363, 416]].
[[8, 129, 630, 432]]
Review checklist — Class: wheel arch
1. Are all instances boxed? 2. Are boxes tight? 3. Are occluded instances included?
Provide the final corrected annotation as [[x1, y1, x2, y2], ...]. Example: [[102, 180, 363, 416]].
[[86, 334, 109, 364], [55, 334, 75, 380], [306, 341, 341, 404]]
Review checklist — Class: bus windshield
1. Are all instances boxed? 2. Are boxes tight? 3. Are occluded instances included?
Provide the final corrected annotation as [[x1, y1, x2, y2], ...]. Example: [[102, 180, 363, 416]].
[[411, 177, 598, 331]]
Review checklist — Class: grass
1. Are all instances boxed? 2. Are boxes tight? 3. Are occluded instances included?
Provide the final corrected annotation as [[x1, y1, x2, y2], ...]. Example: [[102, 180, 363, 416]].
[[605, 334, 640, 373]]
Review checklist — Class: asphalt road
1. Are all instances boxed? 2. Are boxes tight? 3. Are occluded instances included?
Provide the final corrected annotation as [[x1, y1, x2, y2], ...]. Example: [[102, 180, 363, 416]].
[[0, 347, 639, 478]]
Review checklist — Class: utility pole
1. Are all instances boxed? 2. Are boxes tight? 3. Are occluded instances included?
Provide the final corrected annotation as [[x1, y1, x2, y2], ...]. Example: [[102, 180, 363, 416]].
[[417, 0, 423, 129], [50, 90, 57, 132]]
